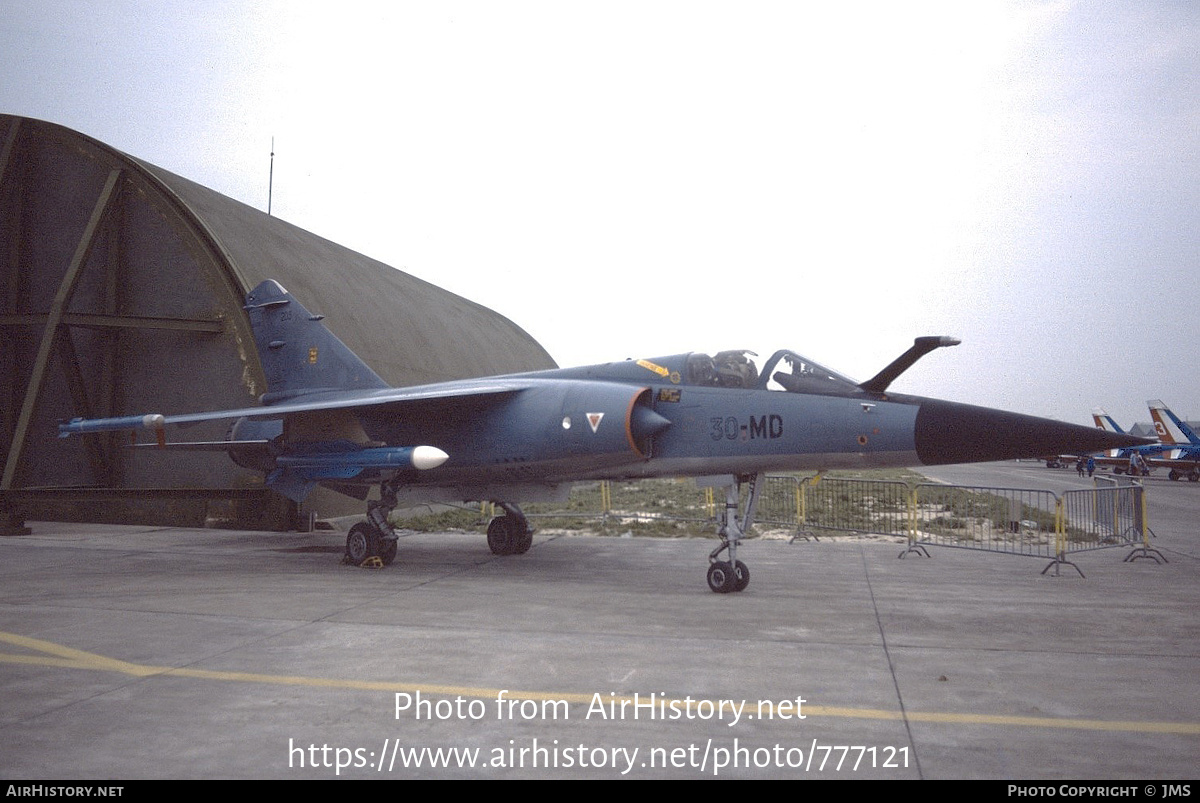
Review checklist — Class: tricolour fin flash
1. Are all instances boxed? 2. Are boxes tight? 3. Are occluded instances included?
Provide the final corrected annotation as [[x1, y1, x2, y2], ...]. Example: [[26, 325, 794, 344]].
[[1148, 400, 1199, 446]]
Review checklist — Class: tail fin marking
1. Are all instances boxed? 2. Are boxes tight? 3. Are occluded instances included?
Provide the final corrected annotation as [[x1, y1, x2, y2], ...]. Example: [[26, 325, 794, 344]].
[[245, 280, 389, 404]]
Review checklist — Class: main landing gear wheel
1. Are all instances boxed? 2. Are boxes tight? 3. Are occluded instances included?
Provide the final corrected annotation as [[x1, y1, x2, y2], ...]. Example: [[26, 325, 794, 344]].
[[487, 517, 511, 555], [378, 537, 397, 566], [487, 515, 532, 555], [346, 522, 375, 564], [345, 521, 397, 566], [512, 527, 533, 554], [486, 502, 533, 556], [348, 482, 402, 567]]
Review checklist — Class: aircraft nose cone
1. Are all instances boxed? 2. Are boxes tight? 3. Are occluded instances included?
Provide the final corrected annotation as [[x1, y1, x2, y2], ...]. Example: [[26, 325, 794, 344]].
[[914, 399, 1151, 466]]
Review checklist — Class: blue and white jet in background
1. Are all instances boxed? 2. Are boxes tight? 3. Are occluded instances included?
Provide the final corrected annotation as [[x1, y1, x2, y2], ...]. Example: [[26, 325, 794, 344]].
[[1091, 408, 1167, 459], [59, 280, 1147, 592], [1148, 400, 1200, 482], [1088, 405, 1199, 480]]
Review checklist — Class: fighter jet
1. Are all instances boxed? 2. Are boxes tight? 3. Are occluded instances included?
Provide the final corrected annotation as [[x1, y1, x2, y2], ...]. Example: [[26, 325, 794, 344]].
[[1091, 408, 1170, 460], [1086, 405, 1198, 479], [59, 280, 1146, 592], [1147, 400, 1200, 481]]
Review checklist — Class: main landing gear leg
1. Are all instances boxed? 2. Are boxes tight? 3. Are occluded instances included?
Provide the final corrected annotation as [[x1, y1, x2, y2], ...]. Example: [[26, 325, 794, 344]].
[[487, 501, 533, 556], [707, 473, 759, 593], [345, 481, 399, 567]]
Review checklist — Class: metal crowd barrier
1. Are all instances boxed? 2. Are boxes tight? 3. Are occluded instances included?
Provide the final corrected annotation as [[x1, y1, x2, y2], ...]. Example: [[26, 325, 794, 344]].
[[908, 484, 1062, 559], [788, 476, 1159, 575], [520, 478, 714, 529], [790, 475, 911, 541], [751, 474, 807, 537], [515, 473, 1160, 574], [911, 482, 1161, 575]]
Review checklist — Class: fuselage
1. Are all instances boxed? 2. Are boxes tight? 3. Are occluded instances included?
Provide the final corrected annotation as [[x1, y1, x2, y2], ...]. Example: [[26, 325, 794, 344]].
[[341, 349, 1130, 503], [57, 282, 1149, 507]]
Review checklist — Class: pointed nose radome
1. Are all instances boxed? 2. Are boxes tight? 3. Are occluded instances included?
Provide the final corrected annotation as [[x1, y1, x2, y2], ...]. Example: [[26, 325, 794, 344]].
[[914, 399, 1150, 466]]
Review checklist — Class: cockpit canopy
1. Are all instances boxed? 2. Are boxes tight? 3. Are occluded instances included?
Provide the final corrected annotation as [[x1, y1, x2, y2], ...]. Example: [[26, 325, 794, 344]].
[[685, 350, 758, 388], [685, 349, 859, 395], [554, 348, 865, 397], [553, 336, 954, 398]]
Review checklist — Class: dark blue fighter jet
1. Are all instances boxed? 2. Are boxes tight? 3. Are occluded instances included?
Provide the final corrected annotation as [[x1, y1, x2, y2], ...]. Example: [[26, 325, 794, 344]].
[[60, 280, 1145, 592]]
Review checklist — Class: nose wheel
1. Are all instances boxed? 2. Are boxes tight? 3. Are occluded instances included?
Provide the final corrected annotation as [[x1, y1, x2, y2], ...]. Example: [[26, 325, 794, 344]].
[[707, 559, 749, 593]]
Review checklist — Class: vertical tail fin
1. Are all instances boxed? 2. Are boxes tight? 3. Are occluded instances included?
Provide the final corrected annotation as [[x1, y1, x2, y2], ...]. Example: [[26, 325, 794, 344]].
[[1092, 408, 1124, 457], [1091, 408, 1125, 434], [244, 280, 389, 404], [1148, 400, 1200, 446]]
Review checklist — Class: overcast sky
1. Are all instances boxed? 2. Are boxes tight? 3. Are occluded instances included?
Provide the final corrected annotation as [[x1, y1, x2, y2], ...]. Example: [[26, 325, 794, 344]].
[[2, 1, 1196, 427]]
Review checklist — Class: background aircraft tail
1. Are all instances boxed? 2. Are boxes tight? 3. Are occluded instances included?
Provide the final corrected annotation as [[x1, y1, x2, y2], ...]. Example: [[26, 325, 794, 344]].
[[1092, 408, 1124, 457], [1148, 400, 1199, 446], [1091, 408, 1125, 434], [245, 280, 389, 404]]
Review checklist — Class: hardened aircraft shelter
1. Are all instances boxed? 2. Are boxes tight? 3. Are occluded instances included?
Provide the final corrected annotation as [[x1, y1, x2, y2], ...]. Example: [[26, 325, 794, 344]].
[[0, 115, 555, 530]]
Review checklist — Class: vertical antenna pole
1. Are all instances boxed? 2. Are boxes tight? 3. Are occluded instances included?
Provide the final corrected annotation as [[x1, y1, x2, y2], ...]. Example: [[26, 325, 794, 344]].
[[268, 136, 275, 216]]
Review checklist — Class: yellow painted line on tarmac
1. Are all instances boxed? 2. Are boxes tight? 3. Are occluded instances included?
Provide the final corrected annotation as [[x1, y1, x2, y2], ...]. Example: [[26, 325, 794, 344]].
[[3, 630, 1197, 735]]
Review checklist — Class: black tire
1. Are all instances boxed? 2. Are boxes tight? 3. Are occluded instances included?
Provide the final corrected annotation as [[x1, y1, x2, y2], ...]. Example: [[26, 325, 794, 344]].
[[511, 531, 533, 554], [346, 522, 375, 564], [510, 518, 533, 555], [732, 560, 750, 592], [379, 538, 397, 566], [707, 561, 734, 593], [487, 516, 513, 555]]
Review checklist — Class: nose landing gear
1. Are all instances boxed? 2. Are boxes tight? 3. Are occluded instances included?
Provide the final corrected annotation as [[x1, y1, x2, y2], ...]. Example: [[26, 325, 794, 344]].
[[706, 473, 760, 593]]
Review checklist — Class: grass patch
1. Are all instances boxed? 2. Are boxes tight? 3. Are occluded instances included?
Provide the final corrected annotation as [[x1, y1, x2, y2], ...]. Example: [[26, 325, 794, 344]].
[[393, 471, 927, 538], [390, 470, 1103, 546]]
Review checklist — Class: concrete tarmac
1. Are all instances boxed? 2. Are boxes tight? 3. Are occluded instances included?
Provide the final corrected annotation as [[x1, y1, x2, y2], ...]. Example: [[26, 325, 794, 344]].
[[1, 464, 1197, 779]]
